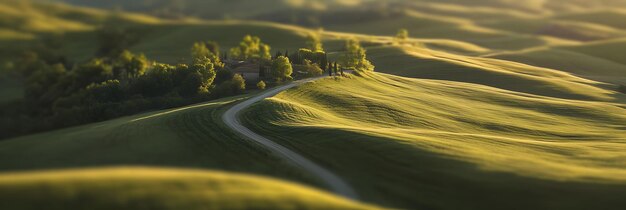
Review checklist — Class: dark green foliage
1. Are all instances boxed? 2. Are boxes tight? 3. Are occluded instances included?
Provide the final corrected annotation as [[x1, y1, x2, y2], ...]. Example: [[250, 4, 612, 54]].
[[179, 71, 205, 97], [113, 50, 148, 79], [71, 59, 113, 91], [302, 59, 323, 77], [214, 69, 234, 85], [85, 80, 125, 103], [0, 40, 236, 139], [296, 48, 327, 67], [129, 63, 175, 97], [205, 41, 220, 56], [328, 62, 333, 76], [321, 53, 328, 71]]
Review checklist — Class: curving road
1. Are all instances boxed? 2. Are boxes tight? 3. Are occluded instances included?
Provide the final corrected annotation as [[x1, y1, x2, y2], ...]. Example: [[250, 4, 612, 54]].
[[222, 77, 359, 200]]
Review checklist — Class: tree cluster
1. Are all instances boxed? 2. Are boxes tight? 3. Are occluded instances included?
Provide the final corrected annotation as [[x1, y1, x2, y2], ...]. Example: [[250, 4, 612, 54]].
[[229, 35, 271, 61], [0, 37, 247, 139], [340, 38, 374, 71]]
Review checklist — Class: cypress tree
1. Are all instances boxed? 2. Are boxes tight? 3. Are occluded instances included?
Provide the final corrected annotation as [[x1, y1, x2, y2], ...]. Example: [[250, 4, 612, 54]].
[[321, 52, 328, 71], [259, 64, 265, 78], [274, 51, 282, 59], [328, 62, 332, 76]]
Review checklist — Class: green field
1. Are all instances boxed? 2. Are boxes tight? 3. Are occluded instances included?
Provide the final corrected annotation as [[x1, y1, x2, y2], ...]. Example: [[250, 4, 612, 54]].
[[2, 0, 626, 209], [241, 73, 626, 209], [0, 167, 382, 210], [0, 94, 315, 184]]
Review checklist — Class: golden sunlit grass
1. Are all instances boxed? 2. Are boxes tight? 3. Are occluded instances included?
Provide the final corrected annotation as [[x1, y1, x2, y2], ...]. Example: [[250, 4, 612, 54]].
[[364, 45, 615, 101], [248, 72, 626, 182], [0, 167, 382, 210], [1, 0, 626, 209], [241, 72, 626, 209]]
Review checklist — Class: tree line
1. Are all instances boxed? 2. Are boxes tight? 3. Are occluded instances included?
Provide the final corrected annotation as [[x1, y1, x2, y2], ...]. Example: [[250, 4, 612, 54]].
[[0, 28, 376, 139]]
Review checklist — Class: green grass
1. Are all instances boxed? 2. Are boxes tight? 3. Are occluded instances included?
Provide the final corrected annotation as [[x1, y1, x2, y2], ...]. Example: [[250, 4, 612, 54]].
[[364, 45, 616, 101], [3, 1, 626, 209], [489, 47, 626, 84], [0, 94, 317, 186], [0, 167, 382, 210], [241, 73, 626, 209]]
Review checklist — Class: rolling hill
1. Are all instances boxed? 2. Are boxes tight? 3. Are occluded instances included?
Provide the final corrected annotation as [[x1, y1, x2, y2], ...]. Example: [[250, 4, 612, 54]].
[[0, 94, 314, 185], [0, 167, 382, 210], [1, 1, 626, 210], [241, 72, 626, 209]]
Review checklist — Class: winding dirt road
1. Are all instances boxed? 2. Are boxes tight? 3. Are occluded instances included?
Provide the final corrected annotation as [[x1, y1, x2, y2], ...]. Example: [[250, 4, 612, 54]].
[[222, 77, 359, 200]]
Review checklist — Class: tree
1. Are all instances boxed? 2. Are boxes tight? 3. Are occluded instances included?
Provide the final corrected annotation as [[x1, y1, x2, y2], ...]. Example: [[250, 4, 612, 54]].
[[303, 59, 323, 77], [85, 80, 124, 103], [231, 74, 246, 93], [321, 52, 328, 71], [128, 53, 148, 78], [340, 38, 374, 71], [179, 71, 204, 96], [328, 62, 333, 76], [191, 42, 210, 61], [305, 33, 323, 52], [113, 50, 148, 79], [274, 50, 283, 59], [191, 57, 217, 93], [204, 41, 220, 56], [257, 80, 266, 90], [396, 28, 409, 42], [191, 41, 223, 69], [214, 69, 233, 85], [229, 35, 272, 61], [130, 63, 175, 97], [260, 44, 272, 60], [271, 56, 293, 82], [73, 59, 113, 90]]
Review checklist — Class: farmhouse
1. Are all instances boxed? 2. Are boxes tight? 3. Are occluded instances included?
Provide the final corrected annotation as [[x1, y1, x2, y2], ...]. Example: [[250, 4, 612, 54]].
[[228, 61, 261, 82]]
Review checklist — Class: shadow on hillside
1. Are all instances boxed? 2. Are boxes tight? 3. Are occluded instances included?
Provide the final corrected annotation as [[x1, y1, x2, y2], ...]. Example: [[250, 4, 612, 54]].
[[243, 124, 626, 210]]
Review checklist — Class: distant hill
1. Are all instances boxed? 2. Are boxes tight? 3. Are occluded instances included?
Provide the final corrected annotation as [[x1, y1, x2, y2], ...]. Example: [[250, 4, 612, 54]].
[[42, 0, 626, 50]]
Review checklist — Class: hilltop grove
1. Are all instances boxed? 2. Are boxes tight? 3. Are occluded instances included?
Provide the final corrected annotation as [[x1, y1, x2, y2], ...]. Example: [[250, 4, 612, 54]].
[[0, 31, 374, 139]]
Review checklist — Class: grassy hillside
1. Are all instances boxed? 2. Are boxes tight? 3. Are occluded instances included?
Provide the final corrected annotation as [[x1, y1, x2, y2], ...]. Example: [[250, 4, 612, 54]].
[[489, 47, 626, 84], [241, 73, 626, 209], [34, 0, 626, 52], [487, 38, 626, 85], [364, 45, 616, 101], [0, 94, 315, 186], [0, 167, 381, 210]]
